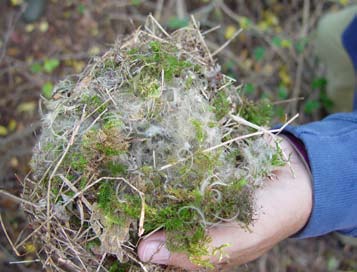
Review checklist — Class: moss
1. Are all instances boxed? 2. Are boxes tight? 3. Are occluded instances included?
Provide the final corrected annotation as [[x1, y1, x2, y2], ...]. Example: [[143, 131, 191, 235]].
[[51, 187, 60, 198], [103, 58, 119, 70], [212, 91, 230, 120], [103, 114, 123, 130], [82, 94, 107, 114], [239, 99, 273, 127], [211, 178, 253, 224], [109, 261, 130, 272], [97, 181, 123, 226], [118, 194, 142, 219], [127, 41, 192, 85], [271, 141, 286, 167], [97, 180, 144, 228], [208, 121, 217, 128], [82, 128, 129, 159], [79, 177, 88, 189], [225, 148, 241, 165], [43, 142, 56, 152], [191, 119, 206, 143], [166, 222, 212, 268], [144, 202, 212, 267], [103, 161, 128, 176], [185, 75, 194, 90], [193, 151, 221, 176], [70, 152, 88, 172], [85, 238, 101, 250], [131, 74, 160, 98]]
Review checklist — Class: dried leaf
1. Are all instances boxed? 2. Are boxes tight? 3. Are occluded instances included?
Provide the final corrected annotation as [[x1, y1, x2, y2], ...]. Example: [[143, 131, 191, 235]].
[[0, 126, 8, 136], [17, 101, 36, 113]]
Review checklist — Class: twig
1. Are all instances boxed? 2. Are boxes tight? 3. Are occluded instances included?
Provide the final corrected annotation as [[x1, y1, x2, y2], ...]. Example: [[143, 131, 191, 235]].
[[190, 15, 214, 64], [272, 97, 304, 105], [289, 0, 310, 115], [147, 14, 171, 38], [212, 28, 243, 57], [0, 4, 26, 63], [96, 253, 106, 272], [154, 0, 164, 21], [9, 259, 41, 264], [202, 25, 221, 36], [0, 214, 21, 256], [0, 189, 40, 209], [275, 113, 299, 134]]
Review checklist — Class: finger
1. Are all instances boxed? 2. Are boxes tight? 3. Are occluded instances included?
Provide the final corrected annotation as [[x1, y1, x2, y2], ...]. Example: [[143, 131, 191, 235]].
[[137, 231, 198, 270]]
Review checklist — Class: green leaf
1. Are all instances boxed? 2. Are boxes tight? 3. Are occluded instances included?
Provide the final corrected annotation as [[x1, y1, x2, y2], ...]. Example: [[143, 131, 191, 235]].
[[131, 0, 141, 6], [43, 58, 60, 73], [238, 16, 253, 29], [42, 82, 53, 98], [320, 90, 333, 111], [253, 46, 266, 61], [244, 83, 255, 95], [167, 17, 189, 29], [77, 3, 85, 15], [327, 256, 339, 271], [272, 36, 282, 47], [278, 85, 288, 99], [30, 62, 42, 73], [295, 37, 308, 54], [304, 100, 320, 114], [311, 77, 327, 90]]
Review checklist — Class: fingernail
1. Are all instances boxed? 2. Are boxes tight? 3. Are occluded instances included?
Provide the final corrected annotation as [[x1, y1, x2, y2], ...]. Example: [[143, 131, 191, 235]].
[[140, 240, 170, 264]]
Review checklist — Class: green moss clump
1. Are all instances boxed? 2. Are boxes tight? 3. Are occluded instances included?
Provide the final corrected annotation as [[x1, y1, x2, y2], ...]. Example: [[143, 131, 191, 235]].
[[82, 94, 107, 114], [70, 152, 88, 172], [271, 141, 286, 167], [82, 127, 129, 159], [239, 99, 274, 127], [103, 113, 124, 130], [213, 91, 230, 120], [97, 181, 123, 226], [103, 161, 128, 176], [191, 119, 206, 144], [28, 18, 289, 271], [109, 261, 131, 272], [127, 40, 192, 98]]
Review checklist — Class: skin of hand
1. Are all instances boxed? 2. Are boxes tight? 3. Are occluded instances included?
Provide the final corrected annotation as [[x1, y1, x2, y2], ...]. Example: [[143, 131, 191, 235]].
[[137, 136, 313, 270]]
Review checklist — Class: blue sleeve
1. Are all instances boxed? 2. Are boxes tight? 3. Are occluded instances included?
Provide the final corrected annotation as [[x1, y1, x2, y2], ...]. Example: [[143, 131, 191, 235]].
[[342, 15, 357, 71], [342, 15, 357, 109], [283, 112, 357, 238]]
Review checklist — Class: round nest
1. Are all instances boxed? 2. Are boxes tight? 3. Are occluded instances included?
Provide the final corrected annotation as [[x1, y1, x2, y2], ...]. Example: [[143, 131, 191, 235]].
[[22, 16, 286, 272]]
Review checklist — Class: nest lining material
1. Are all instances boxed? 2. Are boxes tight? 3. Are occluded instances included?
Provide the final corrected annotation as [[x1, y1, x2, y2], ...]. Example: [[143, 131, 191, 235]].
[[21, 15, 287, 271]]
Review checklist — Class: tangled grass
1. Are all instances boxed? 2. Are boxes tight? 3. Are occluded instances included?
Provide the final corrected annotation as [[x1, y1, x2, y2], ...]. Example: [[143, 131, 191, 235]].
[[19, 15, 290, 271]]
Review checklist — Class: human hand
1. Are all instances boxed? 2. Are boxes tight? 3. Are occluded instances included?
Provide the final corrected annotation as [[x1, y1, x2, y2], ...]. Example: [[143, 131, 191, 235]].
[[137, 136, 312, 270]]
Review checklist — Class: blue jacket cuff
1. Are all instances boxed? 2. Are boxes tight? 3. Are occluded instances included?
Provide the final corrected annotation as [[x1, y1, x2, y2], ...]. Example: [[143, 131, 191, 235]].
[[281, 112, 357, 238]]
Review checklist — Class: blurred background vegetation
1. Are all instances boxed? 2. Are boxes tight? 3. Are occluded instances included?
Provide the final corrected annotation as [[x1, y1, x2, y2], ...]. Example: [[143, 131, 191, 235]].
[[0, 0, 356, 271]]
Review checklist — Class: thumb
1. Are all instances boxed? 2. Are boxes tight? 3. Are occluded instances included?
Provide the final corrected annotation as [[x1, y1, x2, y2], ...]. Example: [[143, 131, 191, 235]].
[[137, 231, 197, 270]]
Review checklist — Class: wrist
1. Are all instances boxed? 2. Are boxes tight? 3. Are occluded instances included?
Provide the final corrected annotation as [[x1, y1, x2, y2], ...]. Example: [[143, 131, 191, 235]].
[[277, 136, 313, 234]]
